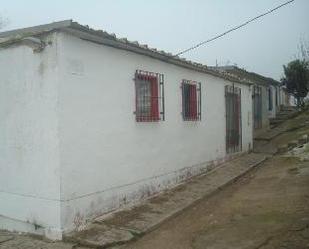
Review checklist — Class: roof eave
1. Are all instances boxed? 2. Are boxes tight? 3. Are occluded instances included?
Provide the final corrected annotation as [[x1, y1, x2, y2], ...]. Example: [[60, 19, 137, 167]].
[[0, 20, 252, 86], [61, 25, 252, 86]]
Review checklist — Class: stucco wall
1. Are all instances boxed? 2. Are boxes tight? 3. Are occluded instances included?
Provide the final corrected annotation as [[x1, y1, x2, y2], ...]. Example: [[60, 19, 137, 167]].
[[0, 34, 62, 239], [253, 85, 269, 138], [268, 85, 277, 118], [261, 86, 270, 128], [280, 88, 290, 106], [56, 33, 253, 232], [0, 31, 254, 236]]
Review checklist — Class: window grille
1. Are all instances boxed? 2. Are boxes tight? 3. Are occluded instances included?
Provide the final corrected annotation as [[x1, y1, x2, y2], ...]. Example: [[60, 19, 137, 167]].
[[134, 70, 165, 122], [181, 80, 201, 121], [225, 85, 242, 154], [253, 85, 262, 129], [268, 87, 273, 111]]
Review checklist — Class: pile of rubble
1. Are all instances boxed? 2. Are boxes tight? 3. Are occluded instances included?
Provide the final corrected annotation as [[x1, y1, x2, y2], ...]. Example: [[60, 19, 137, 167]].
[[278, 134, 309, 161]]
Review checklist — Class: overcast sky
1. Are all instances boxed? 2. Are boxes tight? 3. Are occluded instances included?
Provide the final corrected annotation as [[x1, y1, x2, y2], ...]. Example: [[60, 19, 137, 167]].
[[1, 0, 308, 80]]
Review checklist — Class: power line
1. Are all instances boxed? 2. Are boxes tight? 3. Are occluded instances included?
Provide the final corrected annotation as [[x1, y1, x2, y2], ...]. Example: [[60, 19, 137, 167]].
[[175, 0, 295, 57]]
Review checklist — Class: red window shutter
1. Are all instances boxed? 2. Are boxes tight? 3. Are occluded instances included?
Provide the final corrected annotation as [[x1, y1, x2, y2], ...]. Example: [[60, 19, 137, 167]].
[[151, 76, 159, 121], [189, 84, 192, 119]]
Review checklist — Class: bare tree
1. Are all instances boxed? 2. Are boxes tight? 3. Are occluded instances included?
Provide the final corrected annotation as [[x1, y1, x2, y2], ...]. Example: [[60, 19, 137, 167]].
[[0, 16, 3, 29], [282, 59, 309, 107], [0, 15, 8, 30], [298, 38, 309, 62]]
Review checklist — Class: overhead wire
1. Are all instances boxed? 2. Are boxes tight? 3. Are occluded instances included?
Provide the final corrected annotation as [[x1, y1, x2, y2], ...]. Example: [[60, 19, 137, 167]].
[[175, 0, 295, 57]]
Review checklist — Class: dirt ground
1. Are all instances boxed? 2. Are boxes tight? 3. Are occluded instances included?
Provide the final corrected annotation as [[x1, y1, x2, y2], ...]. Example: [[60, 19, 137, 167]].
[[115, 155, 309, 249]]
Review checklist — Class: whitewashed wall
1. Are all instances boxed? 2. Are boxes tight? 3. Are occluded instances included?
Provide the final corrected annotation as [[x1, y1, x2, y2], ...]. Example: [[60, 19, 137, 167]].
[[279, 88, 294, 106], [268, 85, 277, 118], [0, 34, 62, 239], [0, 31, 253, 236], [261, 86, 270, 129], [253, 85, 270, 138], [56, 32, 253, 232]]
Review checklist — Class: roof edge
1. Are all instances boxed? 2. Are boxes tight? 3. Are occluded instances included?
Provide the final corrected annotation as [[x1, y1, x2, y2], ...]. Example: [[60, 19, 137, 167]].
[[210, 66, 280, 86], [0, 20, 253, 86], [0, 20, 72, 38]]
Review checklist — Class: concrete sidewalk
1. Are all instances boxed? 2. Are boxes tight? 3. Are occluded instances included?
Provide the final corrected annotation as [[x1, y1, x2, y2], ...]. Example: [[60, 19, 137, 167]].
[[65, 153, 268, 248], [254, 109, 306, 142]]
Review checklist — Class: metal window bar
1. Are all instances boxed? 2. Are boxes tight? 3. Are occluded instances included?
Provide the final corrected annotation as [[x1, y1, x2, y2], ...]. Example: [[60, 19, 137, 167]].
[[181, 79, 201, 121], [225, 85, 242, 154], [238, 88, 242, 152], [268, 87, 273, 111], [160, 73, 165, 121], [253, 85, 262, 129], [134, 70, 164, 122]]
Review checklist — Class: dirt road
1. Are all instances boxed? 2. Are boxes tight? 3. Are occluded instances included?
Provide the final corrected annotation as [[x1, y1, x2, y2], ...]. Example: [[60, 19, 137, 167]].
[[116, 155, 309, 249]]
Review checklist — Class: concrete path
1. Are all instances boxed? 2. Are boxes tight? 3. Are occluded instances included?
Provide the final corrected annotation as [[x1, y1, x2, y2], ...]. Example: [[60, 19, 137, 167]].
[[65, 153, 268, 248], [255, 109, 307, 142], [0, 153, 269, 249], [0, 231, 78, 249]]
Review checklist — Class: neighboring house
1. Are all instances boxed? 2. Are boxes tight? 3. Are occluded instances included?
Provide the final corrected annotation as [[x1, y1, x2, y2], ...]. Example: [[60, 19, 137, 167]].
[[211, 66, 289, 137], [0, 20, 254, 239], [267, 83, 278, 119], [280, 85, 296, 106]]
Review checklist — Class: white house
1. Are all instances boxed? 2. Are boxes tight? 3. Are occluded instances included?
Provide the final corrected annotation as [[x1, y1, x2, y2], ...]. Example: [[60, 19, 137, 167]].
[[0, 20, 253, 239]]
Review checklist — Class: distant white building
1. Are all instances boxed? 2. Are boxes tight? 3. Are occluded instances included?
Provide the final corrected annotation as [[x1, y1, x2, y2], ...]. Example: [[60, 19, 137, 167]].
[[0, 20, 254, 239], [211, 66, 291, 136]]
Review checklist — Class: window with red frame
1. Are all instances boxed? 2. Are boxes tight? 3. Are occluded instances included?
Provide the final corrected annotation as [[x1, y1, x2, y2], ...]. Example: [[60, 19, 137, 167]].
[[181, 80, 201, 121], [135, 70, 165, 122]]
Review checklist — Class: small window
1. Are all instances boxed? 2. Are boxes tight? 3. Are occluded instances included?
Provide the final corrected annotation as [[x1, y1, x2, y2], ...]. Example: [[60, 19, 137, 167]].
[[181, 80, 201, 121], [134, 70, 165, 122]]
